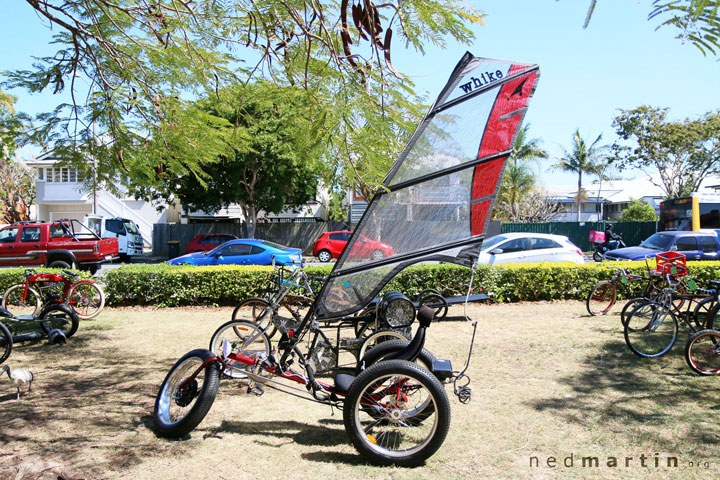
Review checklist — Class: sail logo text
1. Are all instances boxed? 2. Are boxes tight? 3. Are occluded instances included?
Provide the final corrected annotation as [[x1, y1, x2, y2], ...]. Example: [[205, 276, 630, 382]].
[[458, 70, 504, 94]]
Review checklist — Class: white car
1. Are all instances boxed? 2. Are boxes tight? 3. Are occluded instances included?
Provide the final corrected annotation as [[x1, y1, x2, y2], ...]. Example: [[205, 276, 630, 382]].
[[478, 233, 585, 265]]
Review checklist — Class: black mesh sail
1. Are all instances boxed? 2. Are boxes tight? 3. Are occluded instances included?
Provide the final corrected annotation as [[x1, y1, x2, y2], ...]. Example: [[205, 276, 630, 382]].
[[316, 53, 540, 319]]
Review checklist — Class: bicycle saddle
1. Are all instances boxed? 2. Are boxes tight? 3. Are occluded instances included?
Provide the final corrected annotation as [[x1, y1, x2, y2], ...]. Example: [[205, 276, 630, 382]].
[[0, 308, 11, 319]]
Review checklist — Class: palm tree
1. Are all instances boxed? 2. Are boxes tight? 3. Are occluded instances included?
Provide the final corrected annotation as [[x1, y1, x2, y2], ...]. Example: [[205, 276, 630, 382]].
[[553, 129, 607, 222], [497, 124, 548, 216]]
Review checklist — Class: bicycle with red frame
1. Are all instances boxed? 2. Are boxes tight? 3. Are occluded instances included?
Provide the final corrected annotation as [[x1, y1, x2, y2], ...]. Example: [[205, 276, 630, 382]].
[[2, 269, 105, 320]]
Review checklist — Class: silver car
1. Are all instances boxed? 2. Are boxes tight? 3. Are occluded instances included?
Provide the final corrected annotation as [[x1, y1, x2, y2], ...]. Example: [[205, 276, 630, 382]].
[[478, 232, 585, 265]]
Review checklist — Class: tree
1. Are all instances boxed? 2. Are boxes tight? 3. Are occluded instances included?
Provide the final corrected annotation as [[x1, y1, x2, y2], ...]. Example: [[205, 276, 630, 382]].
[[495, 188, 561, 223], [553, 129, 607, 221], [495, 124, 547, 219], [583, 0, 720, 56], [132, 82, 326, 238], [0, 88, 34, 223], [611, 106, 720, 198], [617, 199, 657, 222], [4, 0, 483, 195]]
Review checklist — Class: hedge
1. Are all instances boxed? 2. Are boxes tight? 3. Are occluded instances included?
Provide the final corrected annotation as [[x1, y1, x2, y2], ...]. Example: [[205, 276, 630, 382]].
[[3, 261, 719, 308]]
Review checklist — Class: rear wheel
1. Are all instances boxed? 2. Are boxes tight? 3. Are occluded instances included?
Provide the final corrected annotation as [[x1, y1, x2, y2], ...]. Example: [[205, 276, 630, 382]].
[[593, 251, 604, 262], [317, 250, 332, 263], [693, 297, 717, 330], [685, 329, 720, 375], [358, 329, 410, 360], [0, 322, 12, 365], [343, 359, 451, 467], [49, 259, 74, 269], [154, 349, 220, 438], [67, 281, 105, 319], [2, 285, 42, 317], [586, 281, 617, 316], [209, 319, 271, 379], [231, 298, 278, 339], [624, 302, 678, 358], [620, 297, 650, 327], [357, 339, 436, 374]]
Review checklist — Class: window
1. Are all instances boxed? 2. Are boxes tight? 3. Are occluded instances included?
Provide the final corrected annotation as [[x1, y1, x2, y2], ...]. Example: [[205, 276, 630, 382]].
[[529, 237, 560, 250], [220, 243, 253, 256], [0, 228, 19, 243], [498, 238, 527, 253], [50, 225, 68, 238], [250, 245, 265, 254], [700, 236, 717, 253], [45, 167, 82, 183], [105, 219, 125, 235], [329, 233, 346, 241], [675, 237, 698, 252], [20, 227, 41, 243], [38, 169, 44, 180]]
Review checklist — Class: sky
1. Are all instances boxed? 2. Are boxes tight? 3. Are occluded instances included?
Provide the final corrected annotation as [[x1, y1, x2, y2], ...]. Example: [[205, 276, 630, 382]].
[[2, 0, 720, 188]]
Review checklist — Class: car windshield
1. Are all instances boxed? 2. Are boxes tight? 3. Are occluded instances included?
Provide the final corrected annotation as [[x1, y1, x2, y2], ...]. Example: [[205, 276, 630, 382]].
[[123, 220, 139, 234], [481, 235, 508, 251], [640, 233, 674, 250]]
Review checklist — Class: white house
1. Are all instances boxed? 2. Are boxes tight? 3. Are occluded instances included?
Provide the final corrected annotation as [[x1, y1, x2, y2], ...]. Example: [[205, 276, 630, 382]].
[[25, 152, 174, 247]]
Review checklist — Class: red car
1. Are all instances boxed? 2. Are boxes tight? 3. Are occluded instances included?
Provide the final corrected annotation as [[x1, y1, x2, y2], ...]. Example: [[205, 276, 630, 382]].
[[185, 233, 239, 254], [312, 231, 394, 263]]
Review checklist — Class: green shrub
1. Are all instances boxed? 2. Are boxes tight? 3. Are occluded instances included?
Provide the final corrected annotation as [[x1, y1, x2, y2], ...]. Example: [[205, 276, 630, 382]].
[[48, 261, 720, 308]]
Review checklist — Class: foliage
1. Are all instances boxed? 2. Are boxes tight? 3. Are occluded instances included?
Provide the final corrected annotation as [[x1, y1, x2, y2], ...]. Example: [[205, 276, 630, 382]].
[[0, 89, 34, 223], [584, 0, 720, 56], [495, 189, 561, 222], [617, 199, 658, 222], [611, 106, 720, 198], [64, 260, 719, 307], [327, 190, 348, 222], [553, 129, 608, 221], [3, 0, 483, 197], [131, 83, 325, 237]]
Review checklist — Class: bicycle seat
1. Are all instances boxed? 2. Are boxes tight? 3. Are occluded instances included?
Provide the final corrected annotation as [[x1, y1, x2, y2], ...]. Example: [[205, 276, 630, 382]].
[[0, 308, 12, 319]]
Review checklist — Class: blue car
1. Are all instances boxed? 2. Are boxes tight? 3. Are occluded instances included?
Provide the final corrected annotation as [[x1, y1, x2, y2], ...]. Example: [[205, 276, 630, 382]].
[[167, 239, 302, 266], [604, 231, 720, 262]]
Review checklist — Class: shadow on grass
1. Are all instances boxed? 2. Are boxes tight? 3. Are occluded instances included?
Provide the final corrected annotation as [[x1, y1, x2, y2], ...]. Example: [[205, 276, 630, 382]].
[[527, 327, 720, 451], [0, 329, 182, 476]]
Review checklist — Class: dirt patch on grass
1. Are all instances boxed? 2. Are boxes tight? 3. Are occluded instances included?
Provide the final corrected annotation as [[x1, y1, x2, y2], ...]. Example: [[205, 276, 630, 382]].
[[1, 302, 719, 479]]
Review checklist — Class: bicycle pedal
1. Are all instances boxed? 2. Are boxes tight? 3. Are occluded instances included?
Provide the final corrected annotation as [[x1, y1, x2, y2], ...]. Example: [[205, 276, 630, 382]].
[[247, 384, 264, 396]]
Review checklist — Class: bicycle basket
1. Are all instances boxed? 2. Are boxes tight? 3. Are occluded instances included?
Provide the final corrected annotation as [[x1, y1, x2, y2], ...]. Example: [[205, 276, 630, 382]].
[[655, 251, 687, 277]]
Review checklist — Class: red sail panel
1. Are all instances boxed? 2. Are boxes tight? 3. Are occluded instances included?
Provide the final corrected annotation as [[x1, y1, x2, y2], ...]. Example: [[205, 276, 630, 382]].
[[470, 66, 539, 236], [471, 200, 492, 236], [471, 156, 505, 200]]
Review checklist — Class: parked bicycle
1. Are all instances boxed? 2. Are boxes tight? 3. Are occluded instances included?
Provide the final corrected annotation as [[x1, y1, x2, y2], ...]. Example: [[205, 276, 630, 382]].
[[623, 273, 717, 358], [586, 266, 653, 317], [0, 303, 79, 346], [2, 269, 105, 320], [685, 328, 720, 375]]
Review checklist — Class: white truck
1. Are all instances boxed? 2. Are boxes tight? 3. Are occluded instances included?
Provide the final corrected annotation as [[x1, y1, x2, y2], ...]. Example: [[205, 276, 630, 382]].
[[83, 215, 144, 261]]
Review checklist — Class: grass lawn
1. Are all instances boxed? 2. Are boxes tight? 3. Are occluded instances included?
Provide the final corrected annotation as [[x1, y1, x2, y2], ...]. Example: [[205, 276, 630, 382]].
[[1, 301, 719, 479]]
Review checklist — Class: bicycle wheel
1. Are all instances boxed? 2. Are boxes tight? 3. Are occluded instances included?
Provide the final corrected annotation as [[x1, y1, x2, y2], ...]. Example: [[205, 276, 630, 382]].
[[209, 319, 271, 379], [0, 322, 12, 365], [586, 281, 617, 316], [685, 329, 720, 375], [231, 297, 278, 339], [154, 348, 220, 438], [624, 302, 678, 358], [343, 359, 451, 467], [693, 297, 717, 330], [620, 297, 650, 327], [66, 281, 105, 319], [39, 305, 80, 338], [2, 284, 42, 317], [357, 329, 411, 360]]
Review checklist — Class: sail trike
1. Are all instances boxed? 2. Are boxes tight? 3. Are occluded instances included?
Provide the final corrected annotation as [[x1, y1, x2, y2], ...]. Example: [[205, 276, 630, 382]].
[[153, 53, 540, 466]]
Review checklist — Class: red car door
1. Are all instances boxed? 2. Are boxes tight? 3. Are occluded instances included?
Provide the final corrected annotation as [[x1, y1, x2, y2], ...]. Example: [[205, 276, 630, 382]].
[[15, 226, 44, 266], [327, 232, 350, 258], [0, 226, 21, 266]]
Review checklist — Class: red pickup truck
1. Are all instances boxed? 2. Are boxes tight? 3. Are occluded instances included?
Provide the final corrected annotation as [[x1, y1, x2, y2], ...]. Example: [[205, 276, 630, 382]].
[[0, 220, 119, 274]]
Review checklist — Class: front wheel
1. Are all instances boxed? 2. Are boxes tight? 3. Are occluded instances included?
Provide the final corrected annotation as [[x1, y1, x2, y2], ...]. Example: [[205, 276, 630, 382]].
[[343, 359, 451, 467], [2, 284, 42, 317], [357, 329, 410, 360], [67, 281, 105, 319], [154, 349, 220, 438], [231, 298, 278, 339], [317, 250, 332, 263], [685, 329, 720, 375], [624, 302, 678, 358], [0, 322, 13, 365], [586, 281, 617, 316], [620, 297, 650, 327], [209, 319, 271, 379]]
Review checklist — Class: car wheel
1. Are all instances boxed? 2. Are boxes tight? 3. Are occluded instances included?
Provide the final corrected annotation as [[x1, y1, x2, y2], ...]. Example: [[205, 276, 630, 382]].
[[370, 250, 385, 261], [317, 250, 332, 263]]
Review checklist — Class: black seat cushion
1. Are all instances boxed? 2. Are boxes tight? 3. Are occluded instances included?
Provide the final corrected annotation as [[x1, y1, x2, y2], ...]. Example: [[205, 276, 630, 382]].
[[334, 373, 356, 394]]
